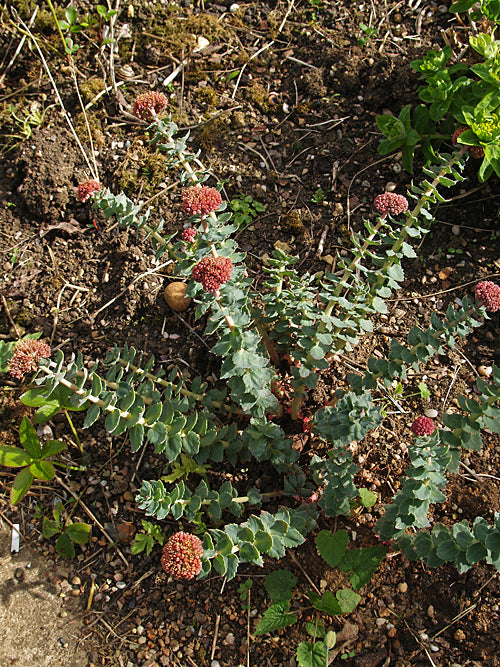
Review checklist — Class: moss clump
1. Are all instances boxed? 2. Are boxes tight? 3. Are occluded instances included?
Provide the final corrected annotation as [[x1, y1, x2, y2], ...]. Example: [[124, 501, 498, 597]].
[[242, 82, 270, 113], [197, 116, 231, 152], [74, 112, 106, 149], [193, 86, 219, 108], [117, 144, 169, 196], [79, 78, 106, 105], [147, 10, 236, 59], [282, 209, 308, 237]]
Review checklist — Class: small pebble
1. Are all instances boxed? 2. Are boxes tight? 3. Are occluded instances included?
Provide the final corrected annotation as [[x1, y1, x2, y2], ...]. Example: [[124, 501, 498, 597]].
[[452, 225, 460, 235], [425, 409, 438, 418], [14, 567, 24, 581], [397, 582, 408, 593], [71, 576, 81, 586], [71, 589, 81, 597], [478, 365, 492, 378], [427, 605, 435, 618], [385, 182, 397, 192]]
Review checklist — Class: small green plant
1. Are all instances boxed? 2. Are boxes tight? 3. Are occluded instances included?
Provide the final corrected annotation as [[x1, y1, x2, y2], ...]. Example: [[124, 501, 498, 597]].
[[376, 19, 500, 178], [238, 578, 253, 610], [254, 530, 386, 666], [41, 500, 91, 559], [131, 520, 165, 556], [3, 100, 54, 152], [230, 195, 266, 229], [311, 187, 326, 204], [0, 417, 67, 505], [358, 23, 378, 48], [450, 0, 500, 23], [49, 1, 117, 56]]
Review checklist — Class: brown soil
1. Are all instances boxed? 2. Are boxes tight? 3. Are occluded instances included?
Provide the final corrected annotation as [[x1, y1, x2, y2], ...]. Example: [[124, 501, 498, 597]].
[[0, 1, 499, 667]]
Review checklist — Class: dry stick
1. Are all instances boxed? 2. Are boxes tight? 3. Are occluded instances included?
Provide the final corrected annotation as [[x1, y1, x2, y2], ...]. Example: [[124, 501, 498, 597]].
[[387, 272, 500, 302], [71, 68, 99, 180], [442, 364, 460, 412], [246, 588, 251, 667], [107, 0, 121, 95], [210, 614, 221, 661], [0, 5, 38, 86], [13, 10, 98, 180], [278, 0, 296, 32], [89, 259, 173, 321], [1, 293, 21, 338], [288, 550, 321, 595], [56, 476, 129, 568], [231, 41, 274, 99]]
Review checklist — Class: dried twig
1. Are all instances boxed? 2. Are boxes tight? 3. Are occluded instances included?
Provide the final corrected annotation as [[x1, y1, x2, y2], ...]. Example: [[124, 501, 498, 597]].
[[0, 5, 38, 86], [56, 476, 129, 568], [210, 613, 221, 661], [1, 293, 21, 338], [90, 259, 173, 321]]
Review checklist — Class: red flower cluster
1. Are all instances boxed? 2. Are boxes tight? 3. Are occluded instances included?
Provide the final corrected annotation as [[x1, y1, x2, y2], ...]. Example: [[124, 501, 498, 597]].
[[410, 416, 436, 436], [373, 192, 409, 217], [192, 256, 233, 292], [181, 186, 222, 217], [8, 339, 51, 380], [474, 281, 500, 313], [451, 127, 485, 159], [160, 532, 203, 580], [77, 179, 101, 203], [132, 91, 169, 122], [181, 227, 197, 243]]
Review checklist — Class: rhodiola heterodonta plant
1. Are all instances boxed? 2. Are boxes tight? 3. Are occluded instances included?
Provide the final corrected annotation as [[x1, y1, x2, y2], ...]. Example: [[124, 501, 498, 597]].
[[7, 81, 500, 581]]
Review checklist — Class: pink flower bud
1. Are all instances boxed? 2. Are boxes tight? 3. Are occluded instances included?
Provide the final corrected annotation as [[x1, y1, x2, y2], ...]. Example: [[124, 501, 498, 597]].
[[410, 416, 435, 436], [192, 256, 233, 292], [133, 91, 169, 121], [373, 192, 409, 217], [8, 339, 51, 380], [474, 281, 500, 313], [77, 179, 101, 203], [181, 227, 197, 243], [181, 186, 222, 217], [160, 532, 203, 580], [451, 127, 484, 158]]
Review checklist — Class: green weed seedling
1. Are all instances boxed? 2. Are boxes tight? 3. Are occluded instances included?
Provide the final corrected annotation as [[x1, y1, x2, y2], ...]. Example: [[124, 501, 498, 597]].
[[254, 529, 386, 666], [230, 195, 266, 229], [0, 417, 67, 505], [131, 520, 165, 556], [41, 500, 91, 559], [358, 23, 378, 48]]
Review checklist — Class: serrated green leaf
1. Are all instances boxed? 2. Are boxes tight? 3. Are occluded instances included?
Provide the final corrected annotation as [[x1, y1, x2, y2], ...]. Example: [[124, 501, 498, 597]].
[[336, 588, 361, 614], [359, 488, 377, 507], [296, 640, 327, 667], [316, 529, 349, 568], [304, 620, 326, 639], [264, 569, 297, 601], [254, 601, 297, 635]]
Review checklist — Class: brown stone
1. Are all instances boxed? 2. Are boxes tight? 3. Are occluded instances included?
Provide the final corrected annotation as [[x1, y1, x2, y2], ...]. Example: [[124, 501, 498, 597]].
[[164, 282, 191, 312]]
